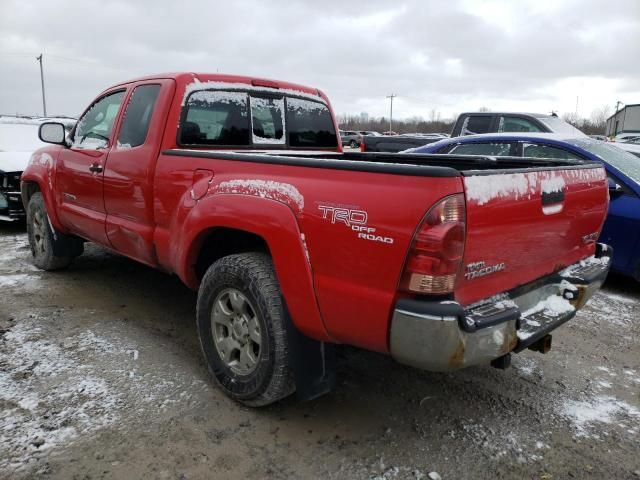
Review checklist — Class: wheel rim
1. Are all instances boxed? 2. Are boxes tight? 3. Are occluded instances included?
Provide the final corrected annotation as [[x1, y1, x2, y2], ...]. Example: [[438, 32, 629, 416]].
[[31, 210, 47, 256], [211, 288, 262, 375]]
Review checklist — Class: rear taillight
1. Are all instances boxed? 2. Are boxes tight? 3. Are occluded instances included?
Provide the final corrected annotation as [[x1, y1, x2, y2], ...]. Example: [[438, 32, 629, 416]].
[[399, 194, 466, 295]]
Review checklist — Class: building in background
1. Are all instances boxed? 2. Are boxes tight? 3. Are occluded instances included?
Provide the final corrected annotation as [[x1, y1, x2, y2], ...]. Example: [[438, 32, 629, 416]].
[[606, 104, 640, 138]]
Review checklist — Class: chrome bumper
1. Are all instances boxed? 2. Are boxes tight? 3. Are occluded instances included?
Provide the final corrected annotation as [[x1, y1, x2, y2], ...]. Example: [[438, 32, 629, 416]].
[[389, 244, 612, 372]]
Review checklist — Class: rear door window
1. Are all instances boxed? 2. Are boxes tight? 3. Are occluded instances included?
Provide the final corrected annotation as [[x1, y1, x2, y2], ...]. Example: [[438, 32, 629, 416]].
[[117, 84, 161, 148], [180, 90, 250, 146], [250, 96, 285, 145], [448, 142, 513, 156], [522, 143, 581, 160], [499, 116, 542, 133], [287, 98, 337, 148], [461, 115, 492, 135]]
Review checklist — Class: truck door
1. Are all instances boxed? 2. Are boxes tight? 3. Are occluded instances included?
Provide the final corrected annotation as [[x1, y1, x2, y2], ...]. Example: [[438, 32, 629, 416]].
[[56, 89, 126, 245], [103, 80, 175, 266]]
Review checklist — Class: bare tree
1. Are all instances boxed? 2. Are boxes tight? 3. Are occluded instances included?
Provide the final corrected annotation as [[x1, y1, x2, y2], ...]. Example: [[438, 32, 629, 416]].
[[590, 105, 611, 130]]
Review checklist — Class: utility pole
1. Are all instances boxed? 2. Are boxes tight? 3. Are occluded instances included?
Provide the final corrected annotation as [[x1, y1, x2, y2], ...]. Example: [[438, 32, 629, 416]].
[[386, 94, 396, 133], [36, 53, 47, 117], [615, 100, 622, 113]]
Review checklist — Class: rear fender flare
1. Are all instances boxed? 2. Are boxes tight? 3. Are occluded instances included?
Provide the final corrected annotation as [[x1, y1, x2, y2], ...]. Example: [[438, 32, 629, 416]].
[[174, 193, 331, 342]]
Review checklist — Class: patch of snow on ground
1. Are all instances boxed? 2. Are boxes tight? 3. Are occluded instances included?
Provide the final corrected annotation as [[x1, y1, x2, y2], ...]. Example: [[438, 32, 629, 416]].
[[457, 421, 548, 464], [560, 396, 640, 438], [582, 290, 635, 327], [514, 356, 540, 377], [0, 318, 123, 472], [0, 315, 209, 475], [0, 273, 39, 288]]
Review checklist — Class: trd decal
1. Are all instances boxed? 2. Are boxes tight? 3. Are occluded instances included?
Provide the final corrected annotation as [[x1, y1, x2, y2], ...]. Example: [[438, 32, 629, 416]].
[[317, 204, 394, 245]]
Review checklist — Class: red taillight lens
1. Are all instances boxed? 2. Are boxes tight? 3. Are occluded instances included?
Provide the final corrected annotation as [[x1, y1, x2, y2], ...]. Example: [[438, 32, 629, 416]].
[[400, 194, 466, 294]]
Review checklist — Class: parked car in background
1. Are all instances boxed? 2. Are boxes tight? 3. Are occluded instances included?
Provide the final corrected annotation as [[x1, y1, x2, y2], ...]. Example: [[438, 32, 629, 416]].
[[615, 140, 640, 158], [613, 133, 640, 143], [409, 133, 640, 280], [360, 133, 442, 152], [339, 130, 362, 148], [451, 112, 586, 137], [0, 117, 75, 222], [401, 133, 448, 139], [358, 130, 381, 136], [589, 135, 608, 142]]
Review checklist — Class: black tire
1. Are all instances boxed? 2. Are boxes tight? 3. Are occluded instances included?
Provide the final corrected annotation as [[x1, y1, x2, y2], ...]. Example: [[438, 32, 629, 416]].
[[26, 192, 74, 270], [349, 140, 358, 148], [196, 253, 295, 406]]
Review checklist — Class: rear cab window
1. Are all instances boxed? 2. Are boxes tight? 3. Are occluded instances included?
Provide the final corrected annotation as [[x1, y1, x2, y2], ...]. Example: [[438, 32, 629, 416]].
[[179, 87, 337, 149]]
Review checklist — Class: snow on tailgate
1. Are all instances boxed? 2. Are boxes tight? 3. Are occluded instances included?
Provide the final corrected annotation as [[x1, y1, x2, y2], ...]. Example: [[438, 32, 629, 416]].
[[464, 168, 606, 206]]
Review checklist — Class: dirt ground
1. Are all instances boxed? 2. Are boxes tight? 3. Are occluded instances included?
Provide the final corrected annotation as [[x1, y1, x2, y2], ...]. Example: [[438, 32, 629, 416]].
[[1, 223, 639, 480]]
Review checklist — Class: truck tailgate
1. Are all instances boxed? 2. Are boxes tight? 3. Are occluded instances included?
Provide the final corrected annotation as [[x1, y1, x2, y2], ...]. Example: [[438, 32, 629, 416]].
[[456, 165, 608, 306]]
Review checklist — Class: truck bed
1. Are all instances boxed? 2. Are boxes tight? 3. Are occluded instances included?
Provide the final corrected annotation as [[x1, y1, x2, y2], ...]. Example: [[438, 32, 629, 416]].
[[164, 149, 597, 174]]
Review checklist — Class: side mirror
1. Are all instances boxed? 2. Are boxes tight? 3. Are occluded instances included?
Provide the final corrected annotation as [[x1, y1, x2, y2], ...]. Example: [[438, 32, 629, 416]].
[[607, 177, 623, 195], [39, 122, 67, 145]]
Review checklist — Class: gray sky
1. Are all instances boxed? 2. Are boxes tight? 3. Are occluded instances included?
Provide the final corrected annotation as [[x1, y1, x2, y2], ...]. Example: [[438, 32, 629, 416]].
[[1, 0, 639, 121]]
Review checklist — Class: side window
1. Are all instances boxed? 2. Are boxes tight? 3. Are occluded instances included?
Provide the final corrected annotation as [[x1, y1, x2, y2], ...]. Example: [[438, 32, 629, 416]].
[[117, 84, 161, 148], [287, 98, 337, 148], [73, 91, 125, 149], [498, 116, 542, 133], [461, 115, 492, 135], [180, 90, 250, 146], [522, 143, 580, 160], [250, 96, 285, 145], [449, 142, 512, 156]]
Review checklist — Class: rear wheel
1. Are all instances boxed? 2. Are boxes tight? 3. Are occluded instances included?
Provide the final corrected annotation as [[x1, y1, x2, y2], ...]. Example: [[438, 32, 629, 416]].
[[349, 140, 358, 148], [196, 253, 295, 406], [27, 192, 74, 270]]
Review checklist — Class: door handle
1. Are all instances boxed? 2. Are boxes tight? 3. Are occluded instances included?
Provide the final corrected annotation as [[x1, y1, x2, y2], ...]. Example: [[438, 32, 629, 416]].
[[89, 163, 103, 173]]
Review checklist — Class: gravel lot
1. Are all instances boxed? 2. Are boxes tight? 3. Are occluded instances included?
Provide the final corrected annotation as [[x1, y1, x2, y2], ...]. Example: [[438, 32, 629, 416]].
[[1, 223, 639, 479]]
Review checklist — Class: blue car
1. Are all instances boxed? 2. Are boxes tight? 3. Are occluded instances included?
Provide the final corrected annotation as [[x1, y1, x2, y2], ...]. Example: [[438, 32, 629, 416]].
[[409, 133, 640, 280]]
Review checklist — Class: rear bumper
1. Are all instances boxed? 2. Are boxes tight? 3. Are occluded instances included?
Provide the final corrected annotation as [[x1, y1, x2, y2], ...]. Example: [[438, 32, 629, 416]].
[[389, 243, 611, 372]]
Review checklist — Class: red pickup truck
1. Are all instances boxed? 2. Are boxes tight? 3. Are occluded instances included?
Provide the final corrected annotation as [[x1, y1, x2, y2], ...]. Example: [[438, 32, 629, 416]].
[[22, 73, 611, 406]]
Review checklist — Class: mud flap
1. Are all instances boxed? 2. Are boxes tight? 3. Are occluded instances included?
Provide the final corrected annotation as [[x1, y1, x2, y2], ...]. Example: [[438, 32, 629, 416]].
[[47, 215, 84, 257], [283, 305, 336, 401]]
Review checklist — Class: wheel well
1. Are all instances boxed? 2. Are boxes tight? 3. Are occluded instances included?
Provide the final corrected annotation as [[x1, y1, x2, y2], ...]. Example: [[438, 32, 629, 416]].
[[21, 181, 41, 206], [195, 228, 270, 281]]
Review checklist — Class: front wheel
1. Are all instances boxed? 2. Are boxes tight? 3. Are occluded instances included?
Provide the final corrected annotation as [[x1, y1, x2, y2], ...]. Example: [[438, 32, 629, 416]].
[[26, 192, 74, 270], [196, 253, 295, 406], [349, 140, 358, 148]]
